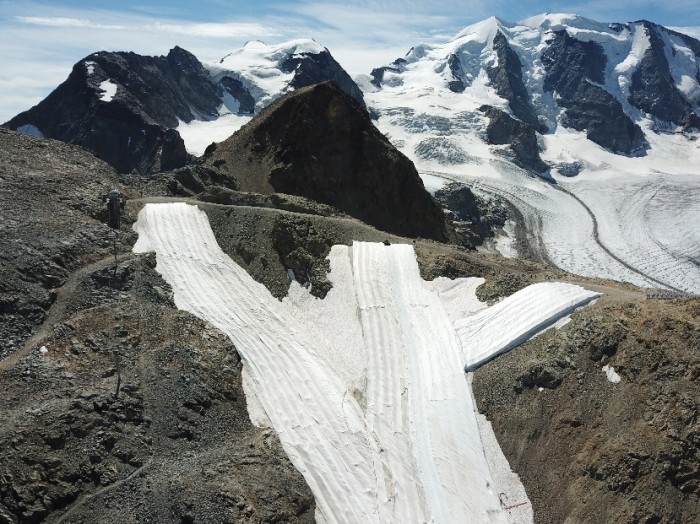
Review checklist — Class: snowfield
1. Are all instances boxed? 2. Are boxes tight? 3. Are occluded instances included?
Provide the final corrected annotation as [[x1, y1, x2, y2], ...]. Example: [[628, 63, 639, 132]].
[[134, 202, 600, 524], [169, 18, 700, 295], [365, 15, 700, 295]]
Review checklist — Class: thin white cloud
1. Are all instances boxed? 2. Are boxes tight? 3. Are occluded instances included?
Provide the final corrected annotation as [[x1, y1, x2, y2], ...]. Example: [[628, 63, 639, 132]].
[[16, 15, 283, 40], [670, 27, 700, 40], [145, 21, 283, 39], [16, 16, 127, 30]]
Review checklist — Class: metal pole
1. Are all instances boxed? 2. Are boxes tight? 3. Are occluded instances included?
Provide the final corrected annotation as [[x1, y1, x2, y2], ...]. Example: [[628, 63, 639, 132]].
[[112, 227, 120, 399]]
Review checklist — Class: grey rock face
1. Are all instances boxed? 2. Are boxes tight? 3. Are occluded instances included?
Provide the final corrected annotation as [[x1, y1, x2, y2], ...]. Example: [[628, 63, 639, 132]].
[[220, 76, 256, 114], [629, 21, 700, 129], [480, 105, 548, 173], [5, 47, 223, 173], [542, 30, 648, 155], [433, 183, 508, 248], [487, 31, 544, 131], [447, 54, 467, 93]]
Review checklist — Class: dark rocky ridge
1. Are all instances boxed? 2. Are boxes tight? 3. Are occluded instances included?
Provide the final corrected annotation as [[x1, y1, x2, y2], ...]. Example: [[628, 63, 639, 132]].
[[487, 31, 544, 131], [480, 105, 549, 173], [447, 54, 468, 93], [4, 47, 223, 173], [370, 58, 407, 88], [629, 22, 700, 130], [220, 76, 256, 114], [281, 48, 366, 109], [542, 30, 648, 155], [204, 82, 450, 241]]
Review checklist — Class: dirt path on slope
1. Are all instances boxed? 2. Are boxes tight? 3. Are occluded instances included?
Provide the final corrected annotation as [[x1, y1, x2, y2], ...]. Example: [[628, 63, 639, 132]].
[[0, 251, 135, 371]]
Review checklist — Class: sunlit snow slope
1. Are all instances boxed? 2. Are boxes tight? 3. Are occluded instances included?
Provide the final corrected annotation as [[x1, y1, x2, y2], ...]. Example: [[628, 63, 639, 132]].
[[364, 14, 700, 294], [134, 202, 599, 523]]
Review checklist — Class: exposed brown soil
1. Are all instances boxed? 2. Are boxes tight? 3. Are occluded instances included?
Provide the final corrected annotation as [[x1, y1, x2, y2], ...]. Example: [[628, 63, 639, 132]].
[[473, 296, 700, 523], [0, 129, 314, 523]]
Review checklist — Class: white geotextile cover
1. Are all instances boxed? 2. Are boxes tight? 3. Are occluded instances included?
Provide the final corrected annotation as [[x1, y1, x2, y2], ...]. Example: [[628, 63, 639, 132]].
[[134, 202, 599, 523]]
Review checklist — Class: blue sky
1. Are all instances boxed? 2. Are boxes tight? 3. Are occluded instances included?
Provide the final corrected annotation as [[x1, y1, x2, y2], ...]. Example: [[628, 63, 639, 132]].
[[1, 0, 700, 122]]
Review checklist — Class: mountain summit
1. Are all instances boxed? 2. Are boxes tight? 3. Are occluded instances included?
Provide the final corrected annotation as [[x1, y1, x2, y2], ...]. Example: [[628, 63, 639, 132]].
[[204, 81, 448, 241], [4, 40, 365, 173]]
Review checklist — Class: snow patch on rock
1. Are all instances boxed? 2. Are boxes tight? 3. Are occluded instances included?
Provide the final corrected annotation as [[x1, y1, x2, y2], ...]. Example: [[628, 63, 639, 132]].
[[602, 364, 621, 383], [98, 80, 117, 102]]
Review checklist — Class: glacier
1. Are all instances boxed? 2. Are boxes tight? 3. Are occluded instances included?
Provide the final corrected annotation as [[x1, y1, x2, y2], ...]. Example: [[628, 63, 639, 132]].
[[134, 202, 599, 523]]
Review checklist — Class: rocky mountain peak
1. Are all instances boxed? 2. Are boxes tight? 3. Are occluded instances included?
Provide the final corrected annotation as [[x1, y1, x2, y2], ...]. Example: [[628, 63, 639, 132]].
[[628, 21, 700, 129], [214, 39, 365, 110], [488, 30, 544, 131], [3, 47, 224, 173], [204, 81, 449, 240], [4, 39, 368, 174], [365, 13, 700, 175]]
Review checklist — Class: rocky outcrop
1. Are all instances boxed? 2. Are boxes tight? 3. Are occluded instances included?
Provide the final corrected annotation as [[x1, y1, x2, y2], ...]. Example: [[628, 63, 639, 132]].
[[205, 82, 449, 240], [434, 183, 508, 248], [0, 128, 316, 522], [473, 295, 700, 523], [480, 105, 548, 173], [542, 30, 648, 154], [446, 54, 467, 93], [0, 128, 122, 360], [487, 31, 543, 130], [220, 76, 256, 114], [370, 58, 407, 88], [629, 22, 700, 129], [4, 47, 223, 173]]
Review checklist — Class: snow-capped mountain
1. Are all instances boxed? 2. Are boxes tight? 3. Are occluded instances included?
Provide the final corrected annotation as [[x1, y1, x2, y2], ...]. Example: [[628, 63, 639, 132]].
[[363, 14, 700, 172], [176, 39, 365, 156], [362, 14, 700, 295], [3, 39, 364, 172], [3, 14, 700, 294]]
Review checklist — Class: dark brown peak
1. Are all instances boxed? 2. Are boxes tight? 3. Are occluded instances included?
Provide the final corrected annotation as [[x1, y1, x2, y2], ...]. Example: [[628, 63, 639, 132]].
[[207, 81, 449, 240], [169, 45, 190, 55], [166, 46, 202, 66], [5, 46, 222, 173]]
